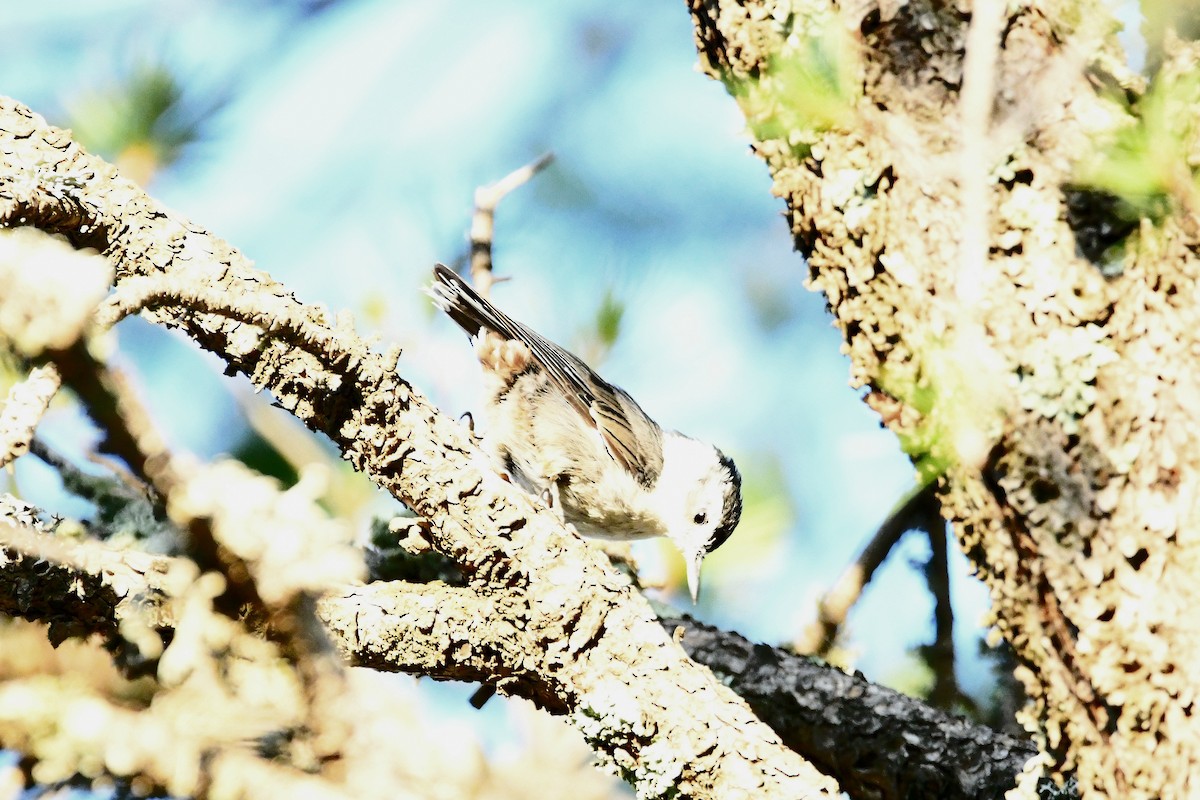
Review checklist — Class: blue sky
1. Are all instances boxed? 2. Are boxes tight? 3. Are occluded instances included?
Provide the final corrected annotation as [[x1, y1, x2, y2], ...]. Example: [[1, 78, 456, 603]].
[[6, 0, 999, 717]]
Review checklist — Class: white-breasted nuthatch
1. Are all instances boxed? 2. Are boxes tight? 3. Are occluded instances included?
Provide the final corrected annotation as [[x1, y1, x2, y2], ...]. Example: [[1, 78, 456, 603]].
[[429, 264, 742, 602]]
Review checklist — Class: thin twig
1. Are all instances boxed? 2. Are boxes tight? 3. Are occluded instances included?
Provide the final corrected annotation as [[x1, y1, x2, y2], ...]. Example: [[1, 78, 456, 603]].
[[0, 364, 61, 469], [924, 515, 956, 705], [469, 153, 554, 297], [29, 435, 157, 520], [47, 341, 175, 497], [29, 345, 356, 770], [43, 341, 280, 631], [794, 482, 939, 656], [920, 502, 976, 713]]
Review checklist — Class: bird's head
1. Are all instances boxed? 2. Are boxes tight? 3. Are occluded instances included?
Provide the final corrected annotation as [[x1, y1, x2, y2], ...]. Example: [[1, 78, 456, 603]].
[[652, 432, 743, 603]]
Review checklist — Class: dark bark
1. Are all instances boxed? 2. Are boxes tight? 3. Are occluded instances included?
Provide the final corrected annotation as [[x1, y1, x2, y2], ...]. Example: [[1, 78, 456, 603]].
[[668, 616, 1080, 800]]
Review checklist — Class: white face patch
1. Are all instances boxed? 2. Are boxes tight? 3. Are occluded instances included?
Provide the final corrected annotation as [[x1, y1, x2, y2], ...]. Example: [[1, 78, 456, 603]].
[[652, 433, 734, 554]]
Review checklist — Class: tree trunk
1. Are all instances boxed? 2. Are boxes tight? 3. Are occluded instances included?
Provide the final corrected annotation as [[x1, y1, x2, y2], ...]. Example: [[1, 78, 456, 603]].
[[683, 1, 1200, 797]]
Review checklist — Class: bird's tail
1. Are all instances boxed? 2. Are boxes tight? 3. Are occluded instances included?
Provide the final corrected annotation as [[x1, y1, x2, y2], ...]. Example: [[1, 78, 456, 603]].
[[428, 264, 523, 340]]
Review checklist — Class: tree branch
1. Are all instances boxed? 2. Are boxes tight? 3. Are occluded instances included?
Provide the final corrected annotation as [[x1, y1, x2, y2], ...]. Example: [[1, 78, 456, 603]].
[[668, 616, 1078, 800], [921, 510, 972, 713], [0, 97, 835, 799], [794, 482, 935, 656], [0, 497, 1071, 798], [469, 153, 554, 296], [0, 365, 61, 468], [0, 500, 174, 649], [318, 581, 569, 711]]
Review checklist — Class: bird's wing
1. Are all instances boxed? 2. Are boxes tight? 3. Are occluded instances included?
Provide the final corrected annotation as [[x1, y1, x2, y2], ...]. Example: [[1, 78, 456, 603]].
[[525, 325, 664, 486], [431, 265, 664, 485]]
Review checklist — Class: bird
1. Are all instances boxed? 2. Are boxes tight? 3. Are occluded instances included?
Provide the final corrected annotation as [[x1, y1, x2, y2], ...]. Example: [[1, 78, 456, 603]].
[[428, 264, 741, 602]]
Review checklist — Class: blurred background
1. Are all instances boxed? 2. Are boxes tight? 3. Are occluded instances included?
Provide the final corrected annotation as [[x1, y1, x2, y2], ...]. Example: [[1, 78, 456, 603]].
[[2, 0, 1034, 779]]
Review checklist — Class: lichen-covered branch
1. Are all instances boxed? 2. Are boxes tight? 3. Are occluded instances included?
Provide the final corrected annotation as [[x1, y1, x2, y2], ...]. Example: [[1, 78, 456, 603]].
[[0, 569, 547, 800], [318, 581, 570, 711], [0, 365, 60, 468], [684, 2, 1200, 798], [0, 498, 174, 647], [0, 97, 835, 798], [0, 498, 1062, 798], [0, 674, 366, 800]]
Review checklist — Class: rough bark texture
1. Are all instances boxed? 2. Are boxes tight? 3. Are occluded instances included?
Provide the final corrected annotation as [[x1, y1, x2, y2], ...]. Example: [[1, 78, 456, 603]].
[[671, 616, 1032, 800], [668, 617, 1082, 800], [0, 505, 1062, 798], [683, 1, 1200, 798], [0, 97, 836, 799]]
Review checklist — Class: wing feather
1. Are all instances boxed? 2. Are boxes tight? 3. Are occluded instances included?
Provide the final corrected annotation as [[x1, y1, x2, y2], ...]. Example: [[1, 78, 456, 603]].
[[431, 265, 664, 485]]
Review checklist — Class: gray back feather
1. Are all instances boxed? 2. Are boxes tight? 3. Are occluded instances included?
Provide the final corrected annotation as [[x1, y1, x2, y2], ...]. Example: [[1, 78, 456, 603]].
[[431, 265, 665, 487]]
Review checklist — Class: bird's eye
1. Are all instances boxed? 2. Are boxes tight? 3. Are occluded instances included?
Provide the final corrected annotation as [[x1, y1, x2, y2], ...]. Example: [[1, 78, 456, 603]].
[[693, 512, 708, 525]]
